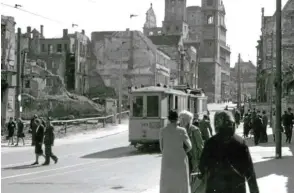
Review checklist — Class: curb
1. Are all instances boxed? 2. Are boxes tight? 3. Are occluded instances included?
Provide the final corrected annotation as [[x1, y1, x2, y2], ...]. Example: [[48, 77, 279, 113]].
[[1, 126, 128, 154]]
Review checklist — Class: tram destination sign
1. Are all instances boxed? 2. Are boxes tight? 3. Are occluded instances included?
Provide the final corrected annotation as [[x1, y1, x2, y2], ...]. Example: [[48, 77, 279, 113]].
[[141, 121, 161, 129]]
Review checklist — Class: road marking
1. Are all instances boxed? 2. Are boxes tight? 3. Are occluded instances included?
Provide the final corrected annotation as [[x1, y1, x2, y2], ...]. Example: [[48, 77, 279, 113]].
[[16, 158, 128, 182], [1, 159, 108, 180]]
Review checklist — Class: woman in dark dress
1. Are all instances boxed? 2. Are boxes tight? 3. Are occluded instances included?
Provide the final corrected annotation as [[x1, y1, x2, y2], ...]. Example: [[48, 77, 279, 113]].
[[15, 118, 25, 146], [31, 119, 45, 165], [198, 111, 259, 193], [7, 117, 16, 145]]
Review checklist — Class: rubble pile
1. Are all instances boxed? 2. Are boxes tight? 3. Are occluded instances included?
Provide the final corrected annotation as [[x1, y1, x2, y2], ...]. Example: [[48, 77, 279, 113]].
[[22, 62, 105, 119]]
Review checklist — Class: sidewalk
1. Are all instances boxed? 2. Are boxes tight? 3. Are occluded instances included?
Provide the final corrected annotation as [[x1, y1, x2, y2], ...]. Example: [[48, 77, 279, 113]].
[[142, 124, 294, 193], [1, 120, 129, 153]]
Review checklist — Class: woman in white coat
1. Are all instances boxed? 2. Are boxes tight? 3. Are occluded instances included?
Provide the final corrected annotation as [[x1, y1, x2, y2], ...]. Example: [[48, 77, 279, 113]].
[[159, 110, 192, 193]]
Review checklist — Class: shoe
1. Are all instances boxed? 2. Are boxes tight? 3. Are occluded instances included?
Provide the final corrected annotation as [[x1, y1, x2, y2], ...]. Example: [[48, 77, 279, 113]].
[[42, 162, 50, 166], [31, 162, 39, 165], [54, 158, 58, 164]]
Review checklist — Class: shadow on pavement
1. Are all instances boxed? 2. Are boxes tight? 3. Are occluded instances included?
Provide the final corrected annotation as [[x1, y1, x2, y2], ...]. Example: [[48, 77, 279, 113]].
[[253, 144, 294, 193], [81, 146, 160, 159], [2, 164, 40, 170]]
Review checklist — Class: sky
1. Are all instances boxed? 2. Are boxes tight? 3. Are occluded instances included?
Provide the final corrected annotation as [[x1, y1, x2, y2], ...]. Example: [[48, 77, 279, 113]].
[[1, 0, 288, 67]]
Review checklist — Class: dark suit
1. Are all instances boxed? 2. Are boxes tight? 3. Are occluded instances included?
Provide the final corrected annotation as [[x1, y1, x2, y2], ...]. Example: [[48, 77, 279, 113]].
[[34, 125, 44, 155], [44, 124, 57, 163], [199, 134, 259, 193]]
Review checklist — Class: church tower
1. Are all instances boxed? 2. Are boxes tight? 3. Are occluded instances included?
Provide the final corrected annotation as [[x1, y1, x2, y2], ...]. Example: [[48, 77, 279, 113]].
[[143, 3, 161, 36], [162, 0, 189, 38], [198, 0, 231, 102]]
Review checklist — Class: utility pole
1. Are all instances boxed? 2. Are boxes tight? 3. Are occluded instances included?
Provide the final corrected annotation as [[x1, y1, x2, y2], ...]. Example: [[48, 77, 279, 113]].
[[15, 28, 21, 119], [237, 53, 241, 109], [118, 41, 127, 124], [180, 51, 184, 85], [269, 32, 274, 128], [275, 0, 282, 159], [118, 49, 123, 124]]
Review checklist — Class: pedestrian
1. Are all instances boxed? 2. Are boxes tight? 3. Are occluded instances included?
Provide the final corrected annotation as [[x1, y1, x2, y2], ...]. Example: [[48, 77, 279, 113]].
[[272, 110, 276, 142], [261, 110, 268, 143], [234, 109, 241, 129], [31, 119, 45, 165], [285, 108, 293, 143], [243, 113, 251, 138], [30, 114, 38, 146], [197, 110, 259, 193], [159, 110, 192, 193], [199, 115, 212, 141], [43, 117, 58, 165], [179, 110, 204, 193], [252, 114, 263, 145], [15, 118, 25, 146], [7, 117, 16, 145]]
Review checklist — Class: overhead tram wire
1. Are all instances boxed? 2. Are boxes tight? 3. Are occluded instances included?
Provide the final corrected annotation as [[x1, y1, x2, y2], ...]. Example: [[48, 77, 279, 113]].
[[1, 2, 77, 28]]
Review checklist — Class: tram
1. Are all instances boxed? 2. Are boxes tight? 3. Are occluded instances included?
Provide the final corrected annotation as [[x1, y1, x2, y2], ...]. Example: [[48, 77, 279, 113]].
[[128, 84, 208, 149]]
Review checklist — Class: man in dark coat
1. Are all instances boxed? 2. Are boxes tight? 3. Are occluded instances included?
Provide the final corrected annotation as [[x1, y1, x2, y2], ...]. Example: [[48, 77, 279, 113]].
[[252, 113, 263, 145], [234, 109, 241, 129], [199, 115, 213, 141], [261, 110, 268, 143], [285, 108, 294, 143], [198, 111, 259, 193], [30, 114, 38, 146], [31, 119, 45, 165], [43, 118, 58, 165]]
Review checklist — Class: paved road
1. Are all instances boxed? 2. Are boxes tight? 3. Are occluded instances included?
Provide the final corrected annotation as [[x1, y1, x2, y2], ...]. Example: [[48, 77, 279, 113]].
[[1, 104, 228, 193], [2, 129, 162, 193]]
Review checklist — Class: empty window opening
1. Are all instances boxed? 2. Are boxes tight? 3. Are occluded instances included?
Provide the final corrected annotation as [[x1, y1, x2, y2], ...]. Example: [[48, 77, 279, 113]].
[[149, 31, 154, 35], [207, 16, 214, 24], [207, 0, 213, 6]]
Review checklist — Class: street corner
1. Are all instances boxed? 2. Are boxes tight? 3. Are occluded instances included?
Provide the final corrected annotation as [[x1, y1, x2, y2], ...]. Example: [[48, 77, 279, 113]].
[[140, 185, 159, 193]]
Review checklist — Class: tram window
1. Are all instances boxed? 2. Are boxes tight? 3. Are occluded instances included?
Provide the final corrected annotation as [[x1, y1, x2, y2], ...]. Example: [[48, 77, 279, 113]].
[[147, 96, 159, 117], [132, 96, 143, 117], [188, 98, 190, 110], [175, 96, 178, 110]]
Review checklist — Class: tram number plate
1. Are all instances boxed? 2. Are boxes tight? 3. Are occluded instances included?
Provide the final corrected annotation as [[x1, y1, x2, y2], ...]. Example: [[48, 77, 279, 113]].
[[141, 122, 161, 129]]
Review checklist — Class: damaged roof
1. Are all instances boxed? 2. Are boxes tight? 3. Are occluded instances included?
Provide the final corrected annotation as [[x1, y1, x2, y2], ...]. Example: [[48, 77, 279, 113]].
[[148, 35, 181, 46]]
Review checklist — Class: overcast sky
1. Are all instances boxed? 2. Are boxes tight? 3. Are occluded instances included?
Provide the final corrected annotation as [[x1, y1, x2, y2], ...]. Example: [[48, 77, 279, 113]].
[[1, 0, 288, 67]]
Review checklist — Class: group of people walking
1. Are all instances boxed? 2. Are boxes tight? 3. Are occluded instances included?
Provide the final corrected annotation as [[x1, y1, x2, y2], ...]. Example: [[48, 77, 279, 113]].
[[243, 107, 293, 145], [159, 109, 259, 193], [30, 115, 58, 166], [6, 117, 25, 146]]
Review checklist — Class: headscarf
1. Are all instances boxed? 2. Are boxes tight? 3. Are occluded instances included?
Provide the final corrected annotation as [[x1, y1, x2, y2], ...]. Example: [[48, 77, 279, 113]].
[[214, 110, 235, 137]]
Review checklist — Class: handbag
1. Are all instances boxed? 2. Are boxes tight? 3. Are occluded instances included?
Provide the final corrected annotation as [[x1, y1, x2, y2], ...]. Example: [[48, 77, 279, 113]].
[[193, 170, 208, 193]]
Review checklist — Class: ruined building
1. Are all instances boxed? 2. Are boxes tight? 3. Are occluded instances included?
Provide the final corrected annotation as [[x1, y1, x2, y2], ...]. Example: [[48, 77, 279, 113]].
[[230, 60, 256, 102], [91, 29, 176, 98], [1, 15, 16, 123], [21, 26, 93, 95], [256, 0, 294, 104], [143, 0, 231, 103]]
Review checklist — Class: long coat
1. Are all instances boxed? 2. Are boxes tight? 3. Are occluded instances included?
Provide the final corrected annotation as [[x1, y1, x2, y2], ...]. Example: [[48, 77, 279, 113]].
[[199, 134, 259, 193], [159, 123, 192, 193], [44, 125, 55, 146]]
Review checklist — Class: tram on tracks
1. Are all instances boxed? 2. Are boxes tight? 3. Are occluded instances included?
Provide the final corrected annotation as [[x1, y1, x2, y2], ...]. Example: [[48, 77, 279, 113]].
[[128, 84, 208, 150]]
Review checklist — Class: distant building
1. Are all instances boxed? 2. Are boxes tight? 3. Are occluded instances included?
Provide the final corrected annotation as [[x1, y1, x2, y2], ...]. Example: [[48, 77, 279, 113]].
[[1, 15, 16, 123], [142, 0, 231, 103], [22, 26, 93, 95], [91, 30, 176, 97], [256, 0, 294, 103], [230, 60, 256, 102]]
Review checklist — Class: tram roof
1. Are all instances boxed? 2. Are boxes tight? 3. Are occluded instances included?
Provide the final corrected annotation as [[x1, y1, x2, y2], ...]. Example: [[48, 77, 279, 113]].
[[131, 86, 187, 95]]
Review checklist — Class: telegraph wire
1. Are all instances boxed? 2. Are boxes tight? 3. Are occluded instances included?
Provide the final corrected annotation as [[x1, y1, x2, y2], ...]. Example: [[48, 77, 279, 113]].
[[1, 2, 77, 27]]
